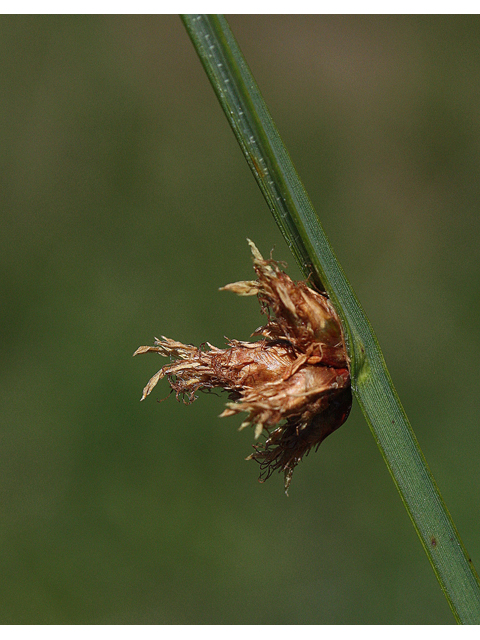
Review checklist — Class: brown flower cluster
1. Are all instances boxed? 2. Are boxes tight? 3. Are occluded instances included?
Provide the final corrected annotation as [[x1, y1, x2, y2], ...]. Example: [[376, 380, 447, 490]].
[[134, 240, 351, 492]]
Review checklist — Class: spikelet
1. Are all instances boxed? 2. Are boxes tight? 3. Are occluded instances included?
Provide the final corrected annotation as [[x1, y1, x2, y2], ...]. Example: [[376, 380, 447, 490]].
[[134, 241, 351, 493]]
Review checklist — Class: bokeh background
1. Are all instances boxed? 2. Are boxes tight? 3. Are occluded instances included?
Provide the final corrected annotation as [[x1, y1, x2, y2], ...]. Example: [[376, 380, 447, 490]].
[[1, 14, 480, 624]]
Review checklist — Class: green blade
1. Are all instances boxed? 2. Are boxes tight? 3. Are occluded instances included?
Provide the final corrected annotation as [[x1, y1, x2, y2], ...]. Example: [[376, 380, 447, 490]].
[[181, 14, 480, 624]]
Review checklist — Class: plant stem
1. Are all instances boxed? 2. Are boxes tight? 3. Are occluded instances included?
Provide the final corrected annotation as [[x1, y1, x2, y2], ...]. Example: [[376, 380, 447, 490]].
[[181, 14, 480, 623]]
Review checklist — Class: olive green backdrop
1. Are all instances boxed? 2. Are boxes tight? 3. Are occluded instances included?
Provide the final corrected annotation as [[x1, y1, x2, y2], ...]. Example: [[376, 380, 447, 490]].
[[1, 15, 480, 624]]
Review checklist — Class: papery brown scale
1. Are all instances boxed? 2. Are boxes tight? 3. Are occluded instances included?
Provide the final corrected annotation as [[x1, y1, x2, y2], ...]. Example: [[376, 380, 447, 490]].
[[248, 383, 352, 492]]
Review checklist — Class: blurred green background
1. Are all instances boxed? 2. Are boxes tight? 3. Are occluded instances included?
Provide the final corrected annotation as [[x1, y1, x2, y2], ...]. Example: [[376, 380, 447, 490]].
[[1, 15, 480, 624]]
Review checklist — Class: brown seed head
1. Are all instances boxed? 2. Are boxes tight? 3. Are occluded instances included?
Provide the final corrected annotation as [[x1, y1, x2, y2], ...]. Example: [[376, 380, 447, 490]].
[[134, 240, 351, 492]]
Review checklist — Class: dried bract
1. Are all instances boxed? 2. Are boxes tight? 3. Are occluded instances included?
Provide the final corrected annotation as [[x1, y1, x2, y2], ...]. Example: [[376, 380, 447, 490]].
[[134, 240, 351, 492]]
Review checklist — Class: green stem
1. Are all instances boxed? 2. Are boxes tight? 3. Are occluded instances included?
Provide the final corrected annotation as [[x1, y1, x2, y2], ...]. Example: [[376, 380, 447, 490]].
[[181, 14, 480, 623]]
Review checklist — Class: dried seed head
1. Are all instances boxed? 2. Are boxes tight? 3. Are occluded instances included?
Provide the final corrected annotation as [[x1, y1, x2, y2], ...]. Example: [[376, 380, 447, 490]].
[[134, 240, 351, 493]]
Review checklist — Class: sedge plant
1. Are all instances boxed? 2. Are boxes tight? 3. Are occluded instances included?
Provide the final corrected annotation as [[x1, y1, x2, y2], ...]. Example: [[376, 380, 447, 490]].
[[177, 15, 480, 624]]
